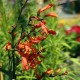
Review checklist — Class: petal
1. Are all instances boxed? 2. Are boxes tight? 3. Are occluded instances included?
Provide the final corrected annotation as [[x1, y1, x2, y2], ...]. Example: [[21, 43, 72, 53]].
[[34, 20, 46, 28], [30, 36, 44, 44], [32, 48, 37, 53], [37, 4, 54, 16], [22, 57, 29, 70], [34, 23, 42, 28], [17, 49, 30, 58], [30, 63, 36, 69], [30, 37, 40, 43], [41, 24, 48, 36], [44, 12, 58, 18], [48, 29, 56, 35]]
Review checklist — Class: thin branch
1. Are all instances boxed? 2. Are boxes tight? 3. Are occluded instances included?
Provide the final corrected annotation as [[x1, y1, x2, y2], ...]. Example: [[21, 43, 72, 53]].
[[12, 0, 28, 32], [10, 0, 28, 79]]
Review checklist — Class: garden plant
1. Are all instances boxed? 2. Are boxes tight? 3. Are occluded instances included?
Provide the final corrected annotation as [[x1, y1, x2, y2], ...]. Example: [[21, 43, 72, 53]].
[[0, 0, 80, 80]]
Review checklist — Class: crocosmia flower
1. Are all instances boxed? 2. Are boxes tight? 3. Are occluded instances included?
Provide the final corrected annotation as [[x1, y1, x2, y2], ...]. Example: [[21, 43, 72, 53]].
[[44, 12, 58, 18], [37, 4, 54, 16], [22, 57, 29, 70], [29, 36, 45, 44]]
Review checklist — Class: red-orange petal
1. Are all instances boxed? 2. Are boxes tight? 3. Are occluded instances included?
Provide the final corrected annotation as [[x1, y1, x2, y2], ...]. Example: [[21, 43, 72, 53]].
[[34, 20, 46, 28], [30, 36, 45, 44], [44, 12, 58, 18], [22, 57, 29, 70], [34, 23, 42, 28], [48, 29, 56, 35], [41, 24, 48, 36], [37, 4, 54, 16]]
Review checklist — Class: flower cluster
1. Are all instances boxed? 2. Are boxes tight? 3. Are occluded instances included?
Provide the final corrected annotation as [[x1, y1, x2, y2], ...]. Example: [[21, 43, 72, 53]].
[[5, 3, 57, 77], [17, 3, 57, 70], [17, 39, 45, 70], [4, 3, 69, 80]]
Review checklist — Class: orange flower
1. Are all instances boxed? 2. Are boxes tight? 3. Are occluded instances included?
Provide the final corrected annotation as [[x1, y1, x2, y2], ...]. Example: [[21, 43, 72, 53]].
[[41, 24, 56, 36], [45, 68, 53, 75], [17, 42, 32, 57], [34, 22, 42, 28], [29, 36, 45, 44], [5, 42, 11, 51], [55, 68, 61, 75], [34, 20, 48, 36], [17, 42, 44, 69], [44, 12, 58, 18], [22, 57, 29, 70], [27, 49, 43, 69], [37, 4, 54, 16], [48, 29, 56, 35], [41, 24, 49, 36], [34, 21, 56, 36], [34, 20, 46, 28], [17, 49, 30, 58]]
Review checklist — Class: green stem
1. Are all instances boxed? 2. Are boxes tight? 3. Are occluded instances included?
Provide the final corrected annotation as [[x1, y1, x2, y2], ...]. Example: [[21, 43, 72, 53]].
[[12, 51, 16, 79], [10, 1, 28, 79]]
